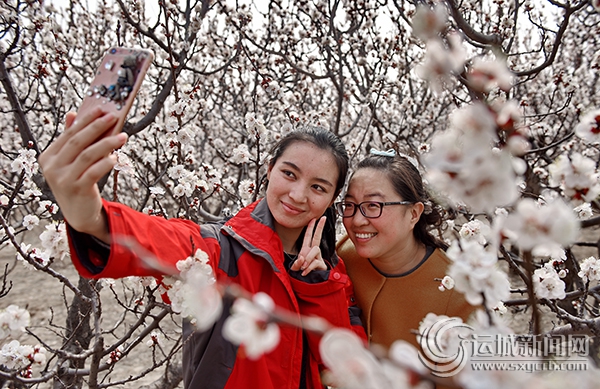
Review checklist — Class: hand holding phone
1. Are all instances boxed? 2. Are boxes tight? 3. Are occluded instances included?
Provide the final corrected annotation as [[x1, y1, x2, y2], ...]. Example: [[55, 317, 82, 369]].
[[77, 47, 153, 138]]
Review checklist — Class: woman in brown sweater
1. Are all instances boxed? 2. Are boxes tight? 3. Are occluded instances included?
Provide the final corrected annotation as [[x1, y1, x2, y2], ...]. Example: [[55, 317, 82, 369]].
[[335, 151, 476, 351]]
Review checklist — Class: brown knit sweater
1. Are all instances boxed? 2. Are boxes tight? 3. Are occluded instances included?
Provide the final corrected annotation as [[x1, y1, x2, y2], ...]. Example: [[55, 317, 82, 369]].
[[337, 235, 476, 350]]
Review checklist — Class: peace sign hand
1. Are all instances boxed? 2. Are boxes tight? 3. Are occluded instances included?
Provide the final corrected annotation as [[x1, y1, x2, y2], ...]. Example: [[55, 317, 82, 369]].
[[290, 216, 328, 276]]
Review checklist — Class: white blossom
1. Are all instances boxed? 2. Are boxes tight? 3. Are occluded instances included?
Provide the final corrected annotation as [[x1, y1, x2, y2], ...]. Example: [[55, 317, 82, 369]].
[[493, 301, 507, 315], [11, 149, 38, 177], [548, 153, 600, 203], [22, 214, 39, 230], [23, 188, 42, 198], [149, 186, 166, 197], [146, 330, 164, 347], [439, 275, 455, 291], [319, 328, 390, 389], [39, 222, 69, 261], [467, 58, 513, 92], [426, 146, 519, 213], [222, 293, 280, 360], [230, 143, 251, 164], [244, 113, 267, 138], [423, 104, 520, 212], [533, 262, 566, 300], [114, 150, 134, 174], [38, 200, 59, 214], [578, 256, 600, 283], [415, 33, 466, 94], [238, 179, 255, 206], [172, 184, 187, 198], [459, 219, 491, 245], [447, 240, 510, 307], [502, 197, 579, 251], [0, 341, 44, 371], [166, 249, 221, 331], [574, 203, 593, 219], [574, 109, 600, 143], [411, 4, 448, 41], [167, 164, 187, 180], [0, 305, 30, 339], [177, 128, 194, 145]]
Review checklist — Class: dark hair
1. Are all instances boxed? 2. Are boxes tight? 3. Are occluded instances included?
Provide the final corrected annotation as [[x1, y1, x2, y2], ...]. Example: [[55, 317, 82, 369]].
[[355, 154, 447, 250], [269, 126, 349, 263]]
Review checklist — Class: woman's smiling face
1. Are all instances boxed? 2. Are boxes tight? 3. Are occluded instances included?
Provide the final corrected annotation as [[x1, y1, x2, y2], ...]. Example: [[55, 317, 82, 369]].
[[342, 168, 419, 262], [266, 141, 339, 242]]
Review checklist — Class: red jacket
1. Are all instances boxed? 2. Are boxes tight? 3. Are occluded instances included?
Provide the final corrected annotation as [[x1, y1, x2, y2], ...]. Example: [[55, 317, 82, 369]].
[[68, 199, 366, 389]]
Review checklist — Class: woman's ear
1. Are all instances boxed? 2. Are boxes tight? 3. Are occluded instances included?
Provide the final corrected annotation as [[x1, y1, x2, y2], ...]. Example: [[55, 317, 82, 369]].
[[410, 202, 425, 226]]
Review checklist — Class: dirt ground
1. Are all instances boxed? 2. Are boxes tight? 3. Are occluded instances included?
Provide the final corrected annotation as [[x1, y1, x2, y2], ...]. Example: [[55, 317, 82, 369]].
[[0, 234, 183, 389]]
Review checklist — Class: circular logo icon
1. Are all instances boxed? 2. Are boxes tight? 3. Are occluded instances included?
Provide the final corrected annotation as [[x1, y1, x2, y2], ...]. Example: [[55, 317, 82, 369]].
[[418, 317, 474, 377]]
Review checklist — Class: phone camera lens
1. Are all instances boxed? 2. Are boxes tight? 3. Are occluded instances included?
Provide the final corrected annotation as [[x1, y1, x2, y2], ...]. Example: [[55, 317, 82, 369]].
[[110, 48, 117, 54]]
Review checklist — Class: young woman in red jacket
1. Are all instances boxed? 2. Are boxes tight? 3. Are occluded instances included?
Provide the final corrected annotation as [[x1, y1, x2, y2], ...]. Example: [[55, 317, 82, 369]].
[[38, 108, 365, 389]]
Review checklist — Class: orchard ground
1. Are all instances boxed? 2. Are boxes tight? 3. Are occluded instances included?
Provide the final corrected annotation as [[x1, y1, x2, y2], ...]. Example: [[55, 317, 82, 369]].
[[0, 226, 183, 388]]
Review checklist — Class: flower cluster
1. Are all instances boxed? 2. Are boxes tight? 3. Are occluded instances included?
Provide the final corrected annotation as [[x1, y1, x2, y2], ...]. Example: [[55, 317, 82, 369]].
[[244, 113, 268, 138], [38, 222, 69, 261], [0, 305, 30, 340], [467, 58, 513, 93], [222, 292, 280, 360], [423, 103, 521, 213], [446, 239, 510, 307], [502, 197, 579, 252], [533, 262, 566, 300], [459, 219, 491, 245], [163, 249, 222, 331], [146, 330, 164, 348], [319, 328, 396, 389], [0, 341, 46, 371], [574, 109, 600, 143], [166, 164, 213, 199], [578, 256, 600, 284], [230, 143, 252, 164], [10, 149, 38, 178], [415, 33, 466, 95], [106, 345, 124, 365], [548, 153, 600, 203]]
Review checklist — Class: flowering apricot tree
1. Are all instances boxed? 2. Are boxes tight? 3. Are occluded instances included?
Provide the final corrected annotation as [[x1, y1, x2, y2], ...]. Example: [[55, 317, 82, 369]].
[[1, 0, 600, 388]]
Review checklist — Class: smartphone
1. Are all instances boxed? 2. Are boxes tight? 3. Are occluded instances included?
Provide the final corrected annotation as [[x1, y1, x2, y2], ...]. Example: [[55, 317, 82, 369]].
[[77, 47, 154, 137]]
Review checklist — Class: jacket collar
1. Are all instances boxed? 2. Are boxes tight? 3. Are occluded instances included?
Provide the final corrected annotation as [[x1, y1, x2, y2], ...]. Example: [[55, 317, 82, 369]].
[[224, 199, 283, 273]]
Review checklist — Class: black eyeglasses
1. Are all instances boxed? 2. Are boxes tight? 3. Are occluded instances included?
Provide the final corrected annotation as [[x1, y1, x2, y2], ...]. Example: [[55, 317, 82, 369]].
[[335, 201, 413, 219]]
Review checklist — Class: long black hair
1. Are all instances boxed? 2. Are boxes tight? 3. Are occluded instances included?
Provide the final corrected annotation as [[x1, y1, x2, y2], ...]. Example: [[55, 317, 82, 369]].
[[268, 126, 349, 263]]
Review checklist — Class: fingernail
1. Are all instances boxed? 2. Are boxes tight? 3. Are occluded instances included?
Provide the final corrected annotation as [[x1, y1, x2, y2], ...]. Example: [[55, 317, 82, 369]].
[[116, 132, 128, 142]]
